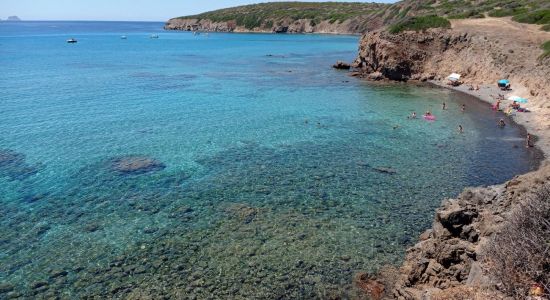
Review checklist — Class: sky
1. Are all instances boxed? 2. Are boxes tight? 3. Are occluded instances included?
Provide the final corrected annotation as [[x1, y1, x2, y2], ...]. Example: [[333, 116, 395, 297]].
[[0, 0, 397, 21]]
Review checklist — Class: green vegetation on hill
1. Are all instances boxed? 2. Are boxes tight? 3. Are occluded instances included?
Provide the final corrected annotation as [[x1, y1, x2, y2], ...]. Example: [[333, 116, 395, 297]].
[[389, 15, 451, 33], [176, 2, 388, 30], [541, 40, 550, 60], [384, 0, 550, 31], [170, 0, 550, 33]]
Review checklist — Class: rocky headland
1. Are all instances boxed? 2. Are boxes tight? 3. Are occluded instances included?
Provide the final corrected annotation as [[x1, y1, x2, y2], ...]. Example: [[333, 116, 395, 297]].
[[164, 2, 391, 34], [165, 17, 375, 34], [350, 17, 550, 300]]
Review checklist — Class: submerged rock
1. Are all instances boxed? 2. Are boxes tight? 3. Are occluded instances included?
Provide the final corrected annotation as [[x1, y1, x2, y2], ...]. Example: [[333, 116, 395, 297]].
[[332, 60, 351, 70], [0, 282, 14, 293], [0, 149, 40, 181], [110, 156, 166, 175]]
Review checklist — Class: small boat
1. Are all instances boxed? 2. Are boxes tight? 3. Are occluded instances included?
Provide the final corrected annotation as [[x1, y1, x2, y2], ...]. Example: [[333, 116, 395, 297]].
[[150, 34, 159, 39], [66, 38, 77, 43], [121, 35, 127, 40]]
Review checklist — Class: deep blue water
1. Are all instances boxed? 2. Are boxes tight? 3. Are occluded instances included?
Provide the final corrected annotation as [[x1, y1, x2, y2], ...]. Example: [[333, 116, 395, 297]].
[[0, 21, 542, 298]]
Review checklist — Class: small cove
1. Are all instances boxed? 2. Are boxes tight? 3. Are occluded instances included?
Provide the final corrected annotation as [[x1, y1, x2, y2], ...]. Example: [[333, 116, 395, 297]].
[[0, 21, 542, 298]]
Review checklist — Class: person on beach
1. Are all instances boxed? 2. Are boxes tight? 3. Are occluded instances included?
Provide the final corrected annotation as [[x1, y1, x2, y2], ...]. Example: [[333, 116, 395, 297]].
[[458, 125, 464, 133], [442, 102, 446, 110], [461, 104, 466, 113], [498, 119, 506, 127], [526, 133, 533, 148], [495, 99, 501, 111]]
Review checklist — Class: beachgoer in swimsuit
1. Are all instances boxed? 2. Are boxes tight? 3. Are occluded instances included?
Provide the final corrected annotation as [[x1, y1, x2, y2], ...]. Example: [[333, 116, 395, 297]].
[[498, 119, 506, 127], [526, 133, 533, 148], [442, 102, 446, 110], [458, 125, 464, 133]]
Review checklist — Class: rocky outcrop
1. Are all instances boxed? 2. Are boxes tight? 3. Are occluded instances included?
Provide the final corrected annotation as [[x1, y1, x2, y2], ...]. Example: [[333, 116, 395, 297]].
[[353, 29, 470, 81], [332, 60, 351, 70], [383, 163, 550, 299], [164, 17, 373, 34]]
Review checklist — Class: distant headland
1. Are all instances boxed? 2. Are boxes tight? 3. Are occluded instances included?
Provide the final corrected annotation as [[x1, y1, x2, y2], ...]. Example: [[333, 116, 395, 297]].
[[5, 16, 22, 21]]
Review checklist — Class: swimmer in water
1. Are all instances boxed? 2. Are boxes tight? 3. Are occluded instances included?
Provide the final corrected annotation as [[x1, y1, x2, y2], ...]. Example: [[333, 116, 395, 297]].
[[498, 119, 506, 127], [425, 111, 432, 116], [461, 104, 466, 112], [442, 102, 446, 110], [458, 125, 464, 133], [408, 111, 417, 119]]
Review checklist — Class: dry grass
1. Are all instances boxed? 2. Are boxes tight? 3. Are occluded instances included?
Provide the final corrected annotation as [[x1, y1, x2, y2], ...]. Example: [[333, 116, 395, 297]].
[[484, 185, 550, 298]]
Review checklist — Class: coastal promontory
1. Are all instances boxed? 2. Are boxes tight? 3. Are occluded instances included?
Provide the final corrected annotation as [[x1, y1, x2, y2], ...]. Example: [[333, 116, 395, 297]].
[[6, 16, 21, 21], [164, 2, 391, 34]]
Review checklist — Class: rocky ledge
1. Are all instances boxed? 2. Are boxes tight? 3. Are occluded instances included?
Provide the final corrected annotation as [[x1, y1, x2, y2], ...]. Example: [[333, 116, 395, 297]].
[[362, 162, 550, 300]]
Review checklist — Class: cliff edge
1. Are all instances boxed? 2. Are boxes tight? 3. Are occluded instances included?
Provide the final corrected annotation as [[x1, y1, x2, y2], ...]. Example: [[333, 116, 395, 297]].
[[352, 17, 550, 300]]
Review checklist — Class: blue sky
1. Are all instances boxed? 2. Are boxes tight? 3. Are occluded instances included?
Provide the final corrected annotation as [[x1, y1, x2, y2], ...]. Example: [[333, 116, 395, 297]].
[[1, 0, 397, 21]]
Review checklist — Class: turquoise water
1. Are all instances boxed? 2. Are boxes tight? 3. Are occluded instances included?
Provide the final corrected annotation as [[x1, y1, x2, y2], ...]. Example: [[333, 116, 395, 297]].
[[0, 21, 542, 298]]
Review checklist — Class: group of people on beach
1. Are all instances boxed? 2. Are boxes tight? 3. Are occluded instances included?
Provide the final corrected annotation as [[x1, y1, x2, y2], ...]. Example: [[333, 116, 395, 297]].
[[406, 99, 534, 148]]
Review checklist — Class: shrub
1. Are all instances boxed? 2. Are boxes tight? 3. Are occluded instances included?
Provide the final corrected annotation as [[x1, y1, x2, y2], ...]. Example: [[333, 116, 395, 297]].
[[483, 185, 550, 298], [389, 15, 451, 33], [512, 9, 550, 25], [540, 40, 550, 60]]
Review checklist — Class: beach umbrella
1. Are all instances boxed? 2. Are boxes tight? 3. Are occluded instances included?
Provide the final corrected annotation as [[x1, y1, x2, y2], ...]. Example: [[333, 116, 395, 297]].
[[498, 79, 509, 85], [507, 95, 528, 103], [448, 73, 461, 81]]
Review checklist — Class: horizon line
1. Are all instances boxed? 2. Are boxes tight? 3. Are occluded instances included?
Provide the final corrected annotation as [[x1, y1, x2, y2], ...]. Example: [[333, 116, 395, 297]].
[[1, 19, 165, 22]]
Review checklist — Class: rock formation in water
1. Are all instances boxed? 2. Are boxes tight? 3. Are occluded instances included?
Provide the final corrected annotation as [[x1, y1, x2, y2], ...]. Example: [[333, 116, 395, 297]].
[[109, 156, 166, 175]]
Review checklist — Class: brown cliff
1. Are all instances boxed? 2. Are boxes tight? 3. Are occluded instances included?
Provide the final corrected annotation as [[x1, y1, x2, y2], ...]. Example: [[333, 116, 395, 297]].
[[352, 18, 550, 300]]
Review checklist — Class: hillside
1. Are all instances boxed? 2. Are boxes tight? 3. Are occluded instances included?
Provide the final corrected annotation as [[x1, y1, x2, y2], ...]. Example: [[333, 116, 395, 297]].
[[165, 2, 390, 34], [165, 0, 550, 34]]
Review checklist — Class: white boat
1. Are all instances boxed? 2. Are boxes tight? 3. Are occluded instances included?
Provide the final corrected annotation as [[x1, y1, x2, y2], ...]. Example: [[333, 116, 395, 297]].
[[66, 38, 77, 43], [121, 35, 127, 39], [150, 34, 159, 39]]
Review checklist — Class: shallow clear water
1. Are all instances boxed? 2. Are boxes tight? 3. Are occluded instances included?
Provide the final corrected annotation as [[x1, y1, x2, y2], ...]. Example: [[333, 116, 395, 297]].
[[0, 21, 542, 298]]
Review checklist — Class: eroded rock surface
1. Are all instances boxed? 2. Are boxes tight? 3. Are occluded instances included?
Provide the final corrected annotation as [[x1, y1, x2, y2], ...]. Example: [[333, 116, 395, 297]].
[[386, 163, 550, 299]]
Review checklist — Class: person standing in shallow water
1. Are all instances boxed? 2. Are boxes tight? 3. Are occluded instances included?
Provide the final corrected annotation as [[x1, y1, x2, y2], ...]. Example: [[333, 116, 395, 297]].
[[442, 102, 446, 110], [458, 125, 464, 133], [526, 133, 534, 147], [461, 104, 466, 113]]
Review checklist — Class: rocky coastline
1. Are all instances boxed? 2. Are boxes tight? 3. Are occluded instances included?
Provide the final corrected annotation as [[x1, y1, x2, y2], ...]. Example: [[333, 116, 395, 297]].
[[349, 19, 550, 299], [164, 17, 374, 34]]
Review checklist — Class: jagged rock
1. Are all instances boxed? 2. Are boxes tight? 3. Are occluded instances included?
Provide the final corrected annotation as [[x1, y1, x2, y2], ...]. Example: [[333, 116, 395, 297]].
[[437, 205, 478, 236], [354, 29, 469, 81], [367, 71, 384, 81], [354, 272, 385, 300], [332, 60, 351, 70]]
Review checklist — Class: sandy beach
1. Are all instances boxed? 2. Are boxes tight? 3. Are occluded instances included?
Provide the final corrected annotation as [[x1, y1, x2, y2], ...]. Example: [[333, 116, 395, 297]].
[[430, 80, 550, 157]]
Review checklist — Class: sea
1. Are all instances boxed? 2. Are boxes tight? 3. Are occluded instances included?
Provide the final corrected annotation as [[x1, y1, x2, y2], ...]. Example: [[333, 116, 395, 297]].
[[0, 21, 542, 298]]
